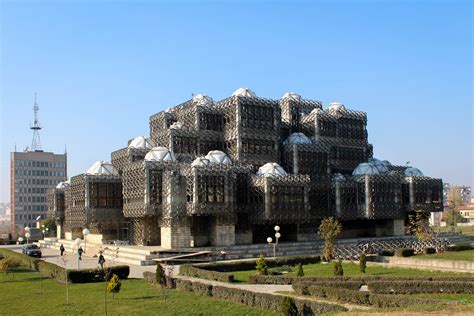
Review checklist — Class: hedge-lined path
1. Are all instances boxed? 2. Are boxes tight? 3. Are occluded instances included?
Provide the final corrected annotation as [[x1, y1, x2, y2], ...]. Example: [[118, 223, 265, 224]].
[[5, 245, 157, 278], [173, 274, 371, 312]]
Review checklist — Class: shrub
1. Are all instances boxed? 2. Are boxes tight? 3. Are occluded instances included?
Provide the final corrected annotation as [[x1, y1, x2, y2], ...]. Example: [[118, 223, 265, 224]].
[[446, 243, 473, 252], [333, 260, 343, 276], [378, 249, 395, 256], [180, 264, 234, 283], [394, 248, 415, 257], [107, 274, 121, 299], [67, 265, 129, 283], [423, 247, 436, 254], [38, 261, 66, 282], [296, 263, 304, 277], [156, 264, 166, 287], [143, 271, 155, 284], [281, 296, 297, 316], [256, 255, 268, 275], [0, 257, 21, 274], [368, 280, 474, 294], [359, 253, 367, 273], [0, 248, 40, 270]]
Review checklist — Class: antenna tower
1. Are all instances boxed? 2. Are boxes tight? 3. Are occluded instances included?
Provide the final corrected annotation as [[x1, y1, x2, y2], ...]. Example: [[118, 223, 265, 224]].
[[30, 93, 42, 151]]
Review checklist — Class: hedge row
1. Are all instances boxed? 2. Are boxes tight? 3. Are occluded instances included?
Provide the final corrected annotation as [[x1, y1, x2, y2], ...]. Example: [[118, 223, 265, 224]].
[[368, 280, 474, 294], [250, 274, 474, 285], [171, 277, 347, 315], [0, 248, 40, 270], [394, 248, 415, 257], [0, 248, 129, 283], [447, 243, 473, 252], [180, 264, 234, 283], [294, 284, 441, 308], [196, 255, 321, 273]]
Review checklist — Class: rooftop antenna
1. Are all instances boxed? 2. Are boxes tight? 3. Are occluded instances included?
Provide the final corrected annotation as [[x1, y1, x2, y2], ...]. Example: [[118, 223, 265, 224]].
[[30, 93, 42, 151]]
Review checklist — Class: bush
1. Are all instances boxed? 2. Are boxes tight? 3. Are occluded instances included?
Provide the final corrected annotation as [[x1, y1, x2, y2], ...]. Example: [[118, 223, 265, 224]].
[[67, 265, 129, 283], [107, 274, 122, 299], [38, 261, 67, 282], [281, 296, 297, 316], [368, 280, 474, 294], [0, 257, 21, 273], [0, 248, 40, 270], [378, 249, 395, 256], [256, 255, 268, 275], [180, 264, 234, 283], [447, 243, 473, 252], [423, 247, 436, 254], [359, 253, 367, 273], [394, 248, 415, 257], [156, 264, 166, 287], [333, 260, 343, 276], [296, 263, 304, 277]]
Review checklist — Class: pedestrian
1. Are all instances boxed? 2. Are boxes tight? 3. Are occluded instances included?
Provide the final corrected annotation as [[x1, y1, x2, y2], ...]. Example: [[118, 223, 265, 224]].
[[60, 244, 65, 256], [78, 246, 84, 260], [98, 253, 105, 269]]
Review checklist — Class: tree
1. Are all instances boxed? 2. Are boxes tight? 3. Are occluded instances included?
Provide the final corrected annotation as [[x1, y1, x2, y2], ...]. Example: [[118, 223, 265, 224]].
[[407, 211, 433, 241], [443, 211, 465, 226], [359, 253, 367, 274], [296, 263, 304, 277], [0, 257, 20, 279], [155, 263, 166, 288], [318, 217, 342, 262], [40, 218, 56, 236], [107, 274, 121, 299], [256, 254, 268, 275]]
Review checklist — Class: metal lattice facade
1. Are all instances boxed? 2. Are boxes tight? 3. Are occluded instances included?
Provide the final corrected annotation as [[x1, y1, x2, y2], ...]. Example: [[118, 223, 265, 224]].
[[55, 90, 443, 248]]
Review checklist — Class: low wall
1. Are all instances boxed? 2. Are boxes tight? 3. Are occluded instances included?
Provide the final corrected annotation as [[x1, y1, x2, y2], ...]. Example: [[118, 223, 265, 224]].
[[373, 256, 474, 272]]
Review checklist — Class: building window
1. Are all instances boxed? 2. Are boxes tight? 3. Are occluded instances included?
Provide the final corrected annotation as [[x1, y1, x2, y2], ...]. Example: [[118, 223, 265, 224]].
[[198, 175, 225, 203]]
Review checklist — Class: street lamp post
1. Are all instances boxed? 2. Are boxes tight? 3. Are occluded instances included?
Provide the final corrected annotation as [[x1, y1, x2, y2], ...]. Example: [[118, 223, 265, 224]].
[[267, 237, 275, 258], [42, 230, 45, 239], [45, 227, 49, 238], [18, 237, 23, 244], [25, 232, 31, 245], [82, 228, 90, 253], [75, 238, 82, 269], [266, 225, 282, 258]]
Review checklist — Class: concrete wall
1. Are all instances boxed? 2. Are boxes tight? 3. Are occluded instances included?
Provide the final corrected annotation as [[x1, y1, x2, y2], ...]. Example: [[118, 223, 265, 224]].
[[375, 256, 474, 272], [161, 226, 192, 249], [235, 231, 252, 245], [210, 225, 235, 246]]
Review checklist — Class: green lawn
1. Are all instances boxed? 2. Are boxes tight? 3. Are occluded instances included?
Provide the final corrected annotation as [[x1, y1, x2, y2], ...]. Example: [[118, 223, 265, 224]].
[[0, 269, 278, 316], [435, 225, 474, 236], [415, 249, 474, 261], [232, 262, 470, 283]]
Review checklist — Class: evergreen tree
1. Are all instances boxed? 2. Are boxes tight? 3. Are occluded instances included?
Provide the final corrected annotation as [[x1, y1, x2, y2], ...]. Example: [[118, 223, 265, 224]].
[[256, 254, 268, 275], [359, 253, 367, 274], [107, 274, 121, 299], [296, 263, 304, 277]]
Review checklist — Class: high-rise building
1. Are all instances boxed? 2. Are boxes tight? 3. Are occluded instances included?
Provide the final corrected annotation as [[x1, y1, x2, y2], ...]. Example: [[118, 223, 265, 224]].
[[10, 96, 67, 230]]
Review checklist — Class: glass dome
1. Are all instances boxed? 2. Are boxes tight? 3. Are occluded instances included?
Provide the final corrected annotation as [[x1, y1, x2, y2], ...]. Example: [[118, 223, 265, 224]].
[[333, 173, 346, 182], [191, 157, 211, 167], [352, 162, 380, 176], [86, 161, 118, 175], [128, 136, 155, 149], [232, 88, 257, 98], [205, 150, 232, 165], [257, 163, 288, 177], [281, 92, 302, 102], [144, 147, 176, 162], [405, 167, 424, 177], [284, 132, 312, 145], [192, 94, 214, 106]]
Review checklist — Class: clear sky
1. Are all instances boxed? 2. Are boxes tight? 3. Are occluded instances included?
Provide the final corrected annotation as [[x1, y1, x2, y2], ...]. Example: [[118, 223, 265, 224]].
[[0, 0, 472, 203]]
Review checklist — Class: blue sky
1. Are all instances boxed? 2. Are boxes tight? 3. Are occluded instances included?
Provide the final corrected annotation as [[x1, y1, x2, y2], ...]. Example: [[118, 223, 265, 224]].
[[0, 0, 472, 203]]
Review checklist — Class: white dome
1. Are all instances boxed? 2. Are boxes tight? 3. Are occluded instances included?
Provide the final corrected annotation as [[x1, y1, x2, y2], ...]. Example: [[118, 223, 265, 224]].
[[257, 163, 288, 177], [405, 167, 423, 177], [56, 181, 70, 189], [192, 94, 214, 106], [86, 161, 118, 175], [281, 92, 302, 102], [170, 121, 183, 130], [309, 108, 323, 115], [232, 87, 257, 98], [128, 136, 155, 149], [144, 147, 176, 162], [352, 163, 380, 176], [328, 102, 345, 112], [191, 157, 211, 167], [205, 150, 232, 165], [333, 173, 346, 182], [284, 132, 312, 145]]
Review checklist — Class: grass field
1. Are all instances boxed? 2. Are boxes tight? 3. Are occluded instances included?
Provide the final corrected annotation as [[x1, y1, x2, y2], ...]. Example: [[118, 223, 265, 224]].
[[435, 225, 474, 236], [415, 249, 474, 261], [232, 262, 470, 283], [0, 269, 278, 316]]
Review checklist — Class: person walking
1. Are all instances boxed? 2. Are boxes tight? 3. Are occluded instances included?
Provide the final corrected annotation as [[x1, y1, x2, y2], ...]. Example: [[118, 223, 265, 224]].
[[60, 244, 65, 256], [78, 246, 84, 260], [98, 253, 106, 269]]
